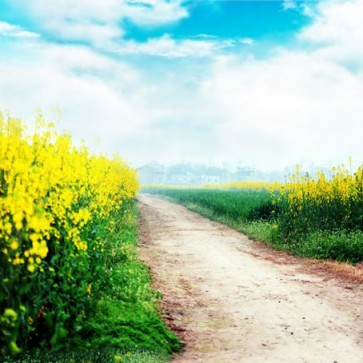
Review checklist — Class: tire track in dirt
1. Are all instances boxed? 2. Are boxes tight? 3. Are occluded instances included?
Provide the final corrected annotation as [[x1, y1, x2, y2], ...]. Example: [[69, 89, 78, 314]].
[[138, 194, 363, 363]]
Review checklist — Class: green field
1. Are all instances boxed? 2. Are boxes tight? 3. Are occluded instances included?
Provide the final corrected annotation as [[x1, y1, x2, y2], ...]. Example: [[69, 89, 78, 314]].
[[145, 188, 363, 264]]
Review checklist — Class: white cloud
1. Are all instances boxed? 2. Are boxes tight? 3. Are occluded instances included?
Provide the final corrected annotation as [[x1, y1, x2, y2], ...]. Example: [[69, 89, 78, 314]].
[[282, 0, 314, 15], [282, 0, 298, 11], [8, 0, 123, 47], [199, 49, 363, 169], [194, 0, 363, 169], [240, 38, 254, 46], [0, 41, 165, 164], [121, 0, 188, 25], [300, 0, 363, 43], [299, 0, 363, 67], [0, 21, 40, 38], [0, 21, 17, 32], [119, 34, 233, 57], [7, 0, 188, 47]]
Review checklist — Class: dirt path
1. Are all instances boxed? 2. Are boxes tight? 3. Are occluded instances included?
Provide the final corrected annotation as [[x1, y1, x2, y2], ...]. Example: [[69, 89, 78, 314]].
[[138, 194, 363, 363]]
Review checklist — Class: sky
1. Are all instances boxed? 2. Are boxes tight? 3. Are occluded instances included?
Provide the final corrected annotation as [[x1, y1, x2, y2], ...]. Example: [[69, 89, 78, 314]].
[[0, 0, 362, 171]]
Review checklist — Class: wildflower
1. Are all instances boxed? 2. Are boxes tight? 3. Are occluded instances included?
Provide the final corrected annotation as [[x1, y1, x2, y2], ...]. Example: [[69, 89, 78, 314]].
[[27, 264, 36, 273], [10, 240, 19, 250]]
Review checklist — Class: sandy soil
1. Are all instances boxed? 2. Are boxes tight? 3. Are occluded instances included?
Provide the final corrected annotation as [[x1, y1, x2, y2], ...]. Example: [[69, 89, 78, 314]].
[[138, 194, 363, 363]]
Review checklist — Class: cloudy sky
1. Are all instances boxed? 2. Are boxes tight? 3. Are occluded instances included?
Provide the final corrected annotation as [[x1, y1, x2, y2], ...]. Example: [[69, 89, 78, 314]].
[[0, 0, 362, 170]]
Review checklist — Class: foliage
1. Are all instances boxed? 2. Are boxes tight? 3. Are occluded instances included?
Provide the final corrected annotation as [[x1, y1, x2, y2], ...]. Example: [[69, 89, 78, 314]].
[[288, 230, 363, 263], [2, 200, 181, 360], [2, 349, 169, 363], [276, 164, 363, 240], [0, 113, 139, 354], [79, 205, 182, 355]]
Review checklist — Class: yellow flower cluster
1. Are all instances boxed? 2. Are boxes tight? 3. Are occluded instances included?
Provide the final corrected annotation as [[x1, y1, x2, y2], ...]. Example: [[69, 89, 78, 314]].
[[278, 162, 363, 234], [283, 164, 362, 205], [202, 180, 282, 191], [0, 113, 139, 273]]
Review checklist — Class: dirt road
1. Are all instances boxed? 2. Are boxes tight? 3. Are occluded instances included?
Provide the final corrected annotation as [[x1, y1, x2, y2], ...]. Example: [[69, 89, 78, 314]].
[[138, 194, 363, 363]]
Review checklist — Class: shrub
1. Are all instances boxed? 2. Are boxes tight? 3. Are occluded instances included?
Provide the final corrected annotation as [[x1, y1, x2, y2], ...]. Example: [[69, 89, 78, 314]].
[[0, 114, 139, 354]]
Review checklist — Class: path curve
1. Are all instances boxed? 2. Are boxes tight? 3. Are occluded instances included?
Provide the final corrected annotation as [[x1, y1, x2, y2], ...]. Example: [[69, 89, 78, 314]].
[[138, 194, 363, 363]]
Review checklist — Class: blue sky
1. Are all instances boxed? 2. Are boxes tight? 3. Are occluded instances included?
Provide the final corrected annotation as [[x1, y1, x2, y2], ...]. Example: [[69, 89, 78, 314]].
[[123, 1, 310, 40], [0, 0, 362, 171]]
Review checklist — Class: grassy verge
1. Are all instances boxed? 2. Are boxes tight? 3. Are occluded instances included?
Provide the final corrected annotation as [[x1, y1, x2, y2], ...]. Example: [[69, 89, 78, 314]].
[[3, 202, 181, 362], [2, 350, 170, 363], [145, 189, 363, 264], [143, 188, 277, 251]]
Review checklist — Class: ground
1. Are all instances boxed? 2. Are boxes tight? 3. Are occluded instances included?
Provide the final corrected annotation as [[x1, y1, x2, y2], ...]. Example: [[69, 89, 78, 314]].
[[138, 194, 363, 363]]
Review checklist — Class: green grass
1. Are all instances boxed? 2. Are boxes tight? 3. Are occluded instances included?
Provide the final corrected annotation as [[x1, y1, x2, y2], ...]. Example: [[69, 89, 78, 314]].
[[79, 205, 181, 355], [146, 188, 274, 222], [146, 189, 363, 264], [3, 202, 181, 362], [1, 349, 169, 363], [287, 230, 363, 263]]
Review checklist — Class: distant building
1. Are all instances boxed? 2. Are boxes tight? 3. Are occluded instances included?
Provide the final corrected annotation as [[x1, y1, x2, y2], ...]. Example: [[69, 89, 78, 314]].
[[137, 162, 284, 186], [137, 164, 166, 184]]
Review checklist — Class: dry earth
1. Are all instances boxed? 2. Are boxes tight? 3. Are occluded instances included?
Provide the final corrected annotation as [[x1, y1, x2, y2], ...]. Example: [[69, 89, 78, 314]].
[[138, 194, 363, 363]]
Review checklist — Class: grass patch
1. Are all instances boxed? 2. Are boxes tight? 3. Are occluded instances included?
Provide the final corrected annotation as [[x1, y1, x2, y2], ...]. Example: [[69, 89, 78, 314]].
[[79, 205, 181, 355], [285, 230, 363, 263], [182, 203, 274, 243], [2, 349, 169, 363], [148, 188, 274, 222]]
